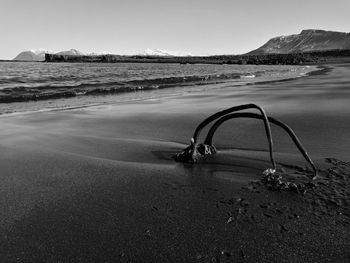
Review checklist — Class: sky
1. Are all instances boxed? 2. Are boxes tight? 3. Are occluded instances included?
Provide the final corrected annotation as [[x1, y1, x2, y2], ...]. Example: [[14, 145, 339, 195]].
[[0, 0, 349, 59]]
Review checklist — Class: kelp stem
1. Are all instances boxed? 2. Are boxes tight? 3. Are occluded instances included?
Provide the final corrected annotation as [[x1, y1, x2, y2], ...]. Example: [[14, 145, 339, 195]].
[[204, 112, 317, 179], [192, 104, 276, 170]]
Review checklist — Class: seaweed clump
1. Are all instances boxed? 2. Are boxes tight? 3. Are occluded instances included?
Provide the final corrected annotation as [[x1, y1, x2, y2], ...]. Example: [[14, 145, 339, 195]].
[[173, 138, 216, 163], [261, 169, 315, 194], [173, 104, 317, 181]]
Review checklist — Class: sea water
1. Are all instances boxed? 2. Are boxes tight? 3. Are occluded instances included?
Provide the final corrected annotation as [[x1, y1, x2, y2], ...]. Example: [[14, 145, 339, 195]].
[[0, 62, 316, 114]]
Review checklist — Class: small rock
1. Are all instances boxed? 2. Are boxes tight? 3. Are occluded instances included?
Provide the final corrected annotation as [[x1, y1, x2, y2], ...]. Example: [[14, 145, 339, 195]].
[[240, 248, 246, 259], [221, 250, 231, 257], [263, 213, 273, 218], [235, 198, 243, 204], [241, 200, 250, 207], [227, 216, 234, 224], [279, 224, 288, 233], [145, 229, 151, 237], [275, 208, 283, 214]]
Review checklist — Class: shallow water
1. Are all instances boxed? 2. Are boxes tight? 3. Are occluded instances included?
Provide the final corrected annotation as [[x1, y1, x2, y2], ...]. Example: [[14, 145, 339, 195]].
[[0, 62, 314, 114]]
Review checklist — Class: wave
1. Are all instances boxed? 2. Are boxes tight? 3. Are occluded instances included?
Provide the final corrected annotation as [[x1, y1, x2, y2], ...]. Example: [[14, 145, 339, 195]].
[[240, 74, 256, 79], [0, 62, 317, 104], [0, 72, 253, 103]]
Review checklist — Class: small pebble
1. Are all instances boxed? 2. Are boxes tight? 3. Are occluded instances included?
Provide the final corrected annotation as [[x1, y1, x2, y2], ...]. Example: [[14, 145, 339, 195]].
[[227, 216, 234, 224]]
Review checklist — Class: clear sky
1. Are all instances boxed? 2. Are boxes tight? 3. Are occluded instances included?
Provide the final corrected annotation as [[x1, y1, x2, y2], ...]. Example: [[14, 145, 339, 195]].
[[1, 0, 349, 59]]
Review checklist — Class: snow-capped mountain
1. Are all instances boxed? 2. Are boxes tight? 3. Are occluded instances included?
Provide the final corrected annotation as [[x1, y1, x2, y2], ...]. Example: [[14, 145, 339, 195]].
[[86, 51, 110, 56], [55, 49, 85, 56], [13, 49, 52, 61], [247, 29, 350, 55], [13, 49, 85, 61], [140, 48, 193, 57]]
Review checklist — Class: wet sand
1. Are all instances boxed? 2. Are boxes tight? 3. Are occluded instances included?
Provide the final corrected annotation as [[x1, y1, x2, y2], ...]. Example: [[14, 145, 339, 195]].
[[0, 64, 349, 262]]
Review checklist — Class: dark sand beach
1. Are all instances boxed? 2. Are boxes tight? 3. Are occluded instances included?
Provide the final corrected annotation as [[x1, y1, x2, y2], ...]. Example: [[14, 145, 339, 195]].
[[0, 64, 349, 262]]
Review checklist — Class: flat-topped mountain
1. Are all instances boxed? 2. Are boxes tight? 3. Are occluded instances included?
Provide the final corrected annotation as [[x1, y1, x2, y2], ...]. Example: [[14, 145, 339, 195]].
[[248, 29, 350, 55]]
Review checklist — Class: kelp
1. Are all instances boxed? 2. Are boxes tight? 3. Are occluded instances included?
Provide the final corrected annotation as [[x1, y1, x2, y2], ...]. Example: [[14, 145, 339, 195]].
[[173, 104, 317, 180]]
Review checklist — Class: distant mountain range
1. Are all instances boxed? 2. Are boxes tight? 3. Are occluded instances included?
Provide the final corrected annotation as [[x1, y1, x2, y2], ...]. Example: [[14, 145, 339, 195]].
[[248, 29, 350, 55], [12, 29, 350, 61], [13, 48, 193, 61], [13, 49, 87, 61], [13, 49, 50, 61]]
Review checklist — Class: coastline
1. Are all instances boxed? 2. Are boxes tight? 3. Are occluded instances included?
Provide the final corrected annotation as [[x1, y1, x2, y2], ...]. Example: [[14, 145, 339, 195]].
[[0, 63, 349, 262]]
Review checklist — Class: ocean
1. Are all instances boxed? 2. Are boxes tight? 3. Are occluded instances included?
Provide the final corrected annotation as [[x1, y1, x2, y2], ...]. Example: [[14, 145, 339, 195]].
[[0, 62, 316, 114]]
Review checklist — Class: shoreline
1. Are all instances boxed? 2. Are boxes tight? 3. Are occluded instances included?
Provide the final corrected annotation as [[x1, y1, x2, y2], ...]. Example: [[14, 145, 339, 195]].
[[0, 64, 321, 116]]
